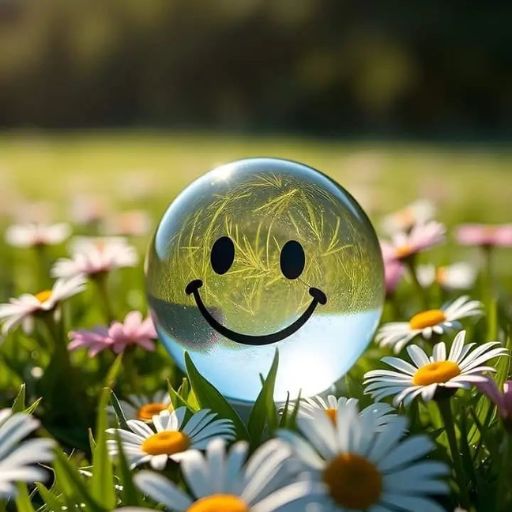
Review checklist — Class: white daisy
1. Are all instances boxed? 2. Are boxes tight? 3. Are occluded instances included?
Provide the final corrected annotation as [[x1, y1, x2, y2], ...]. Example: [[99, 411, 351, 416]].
[[365, 330, 507, 406], [300, 395, 398, 431], [279, 400, 448, 512], [416, 262, 477, 291], [107, 407, 235, 470], [381, 199, 436, 235], [376, 295, 482, 353], [108, 391, 172, 422], [5, 222, 71, 248], [0, 409, 55, 499], [132, 438, 317, 512], [0, 275, 87, 335], [51, 236, 138, 279]]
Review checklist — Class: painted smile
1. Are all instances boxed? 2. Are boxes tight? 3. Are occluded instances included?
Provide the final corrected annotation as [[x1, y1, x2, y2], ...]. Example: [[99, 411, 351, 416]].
[[185, 279, 327, 346]]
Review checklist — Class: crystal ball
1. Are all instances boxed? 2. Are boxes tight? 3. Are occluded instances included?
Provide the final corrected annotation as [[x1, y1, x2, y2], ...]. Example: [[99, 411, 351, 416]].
[[146, 158, 384, 402]]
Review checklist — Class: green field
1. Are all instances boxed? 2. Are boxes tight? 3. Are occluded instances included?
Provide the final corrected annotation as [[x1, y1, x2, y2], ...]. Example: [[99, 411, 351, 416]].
[[0, 132, 510, 224]]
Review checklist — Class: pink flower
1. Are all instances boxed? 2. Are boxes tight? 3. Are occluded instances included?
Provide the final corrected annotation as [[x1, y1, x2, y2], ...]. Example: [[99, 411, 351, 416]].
[[455, 224, 512, 248], [69, 311, 157, 357], [381, 221, 446, 262], [381, 199, 436, 234], [52, 237, 138, 279], [384, 257, 404, 295], [477, 378, 512, 428]]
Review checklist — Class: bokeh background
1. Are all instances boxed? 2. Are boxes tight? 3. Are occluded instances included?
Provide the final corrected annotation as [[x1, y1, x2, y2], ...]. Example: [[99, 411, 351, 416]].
[[0, 0, 511, 253]]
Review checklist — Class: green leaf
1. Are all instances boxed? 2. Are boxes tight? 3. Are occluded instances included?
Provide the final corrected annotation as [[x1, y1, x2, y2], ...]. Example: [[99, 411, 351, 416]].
[[110, 390, 129, 430], [53, 450, 103, 511], [185, 352, 248, 439], [285, 389, 302, 430], [115, 431, 142, 506], [248, 349, 279, 445], [103, 353, 124, 389], [11, 384, 26, 413], [168, 379, 193, 411], [278, 392, 291, 428], [24, 396, 42, 415], [15, 483, 36, 512], [90, 387, 116, 509], [36, 483, 63, 511]]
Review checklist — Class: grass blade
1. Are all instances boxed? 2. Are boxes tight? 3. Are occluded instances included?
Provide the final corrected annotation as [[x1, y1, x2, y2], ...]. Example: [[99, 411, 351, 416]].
[[185, 352, 248, 439]]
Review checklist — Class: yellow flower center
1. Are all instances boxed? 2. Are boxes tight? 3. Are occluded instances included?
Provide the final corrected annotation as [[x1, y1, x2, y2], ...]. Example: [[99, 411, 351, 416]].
[[323, 453, 382, 509], [413, 361, 461, 386], [325, 407, 337, 424], [409, 309, 446, 330], [187, 494, 249, 512], [435, 266, 447, 283], [137, 402, 169, 421], [141, 431, 190, 456], [394, 244, 414, 259], [34, 290, 53, 303]]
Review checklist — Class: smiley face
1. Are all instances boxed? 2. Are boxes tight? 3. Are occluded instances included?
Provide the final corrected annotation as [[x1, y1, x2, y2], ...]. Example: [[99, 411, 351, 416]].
[[146, 158, 384, 402], [185, 237, 327, 346]]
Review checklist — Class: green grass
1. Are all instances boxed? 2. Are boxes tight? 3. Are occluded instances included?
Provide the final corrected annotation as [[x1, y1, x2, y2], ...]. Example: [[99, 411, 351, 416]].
[[0, 131, 511, 223], [0, 132, 511, 512]]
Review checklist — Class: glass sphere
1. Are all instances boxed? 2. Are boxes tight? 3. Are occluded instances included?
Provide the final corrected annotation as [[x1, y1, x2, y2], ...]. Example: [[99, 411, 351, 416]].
[[146, 158, 384, 402]]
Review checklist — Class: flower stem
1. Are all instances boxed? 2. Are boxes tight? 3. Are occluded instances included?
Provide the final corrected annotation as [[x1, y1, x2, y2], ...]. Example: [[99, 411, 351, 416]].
[[404, 257, 429, 309], [436, 398, 470, 508], [497, 432, 512, 511], [93, 272, 114, 322]]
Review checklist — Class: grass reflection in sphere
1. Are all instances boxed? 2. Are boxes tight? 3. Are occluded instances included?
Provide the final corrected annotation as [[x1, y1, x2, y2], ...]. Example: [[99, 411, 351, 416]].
[[146, 158, 384, 402]]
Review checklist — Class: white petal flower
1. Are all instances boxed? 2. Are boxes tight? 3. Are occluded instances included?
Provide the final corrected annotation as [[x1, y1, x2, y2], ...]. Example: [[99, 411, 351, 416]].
[[417, 262, 477, 291], [299, 395, 398, 431], [52, 236, 138, 279], [5, 222, 71, 248], [0, 409, 55, 499], [365, 330, 508, 406], [376, 295, 483, 353], [133, 438, 318, 512], [107, 408, 235, 470], [279, 399, 449, 512], [0, 275, 87, 335], [107, 391, 172, 422]]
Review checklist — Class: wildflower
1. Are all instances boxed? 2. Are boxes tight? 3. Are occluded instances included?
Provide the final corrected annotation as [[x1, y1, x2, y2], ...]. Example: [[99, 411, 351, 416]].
[[133, 438, 316, 511], [5, 222, 71, 248], [279, 400, 448, 511], [384, 257, 404, 295], [477, 378, 512, 430], [365, 330, 507, 406], [69, 311, 157, 356], [101, 210, 151, 237], [417, 262, 477, 291], [381, 199, 436, 234], [456, 223, 512, 248], [52, 237, 138, 279], [0, 275, 86, 335], [108, 391, 172, 421], [0, 409, 55, 499], [107, 408, 235, 470], [69, 194, 108, 226], [300, 395, 397, 431], [381, 220, 446, 262], [376, 295, 482, 352]]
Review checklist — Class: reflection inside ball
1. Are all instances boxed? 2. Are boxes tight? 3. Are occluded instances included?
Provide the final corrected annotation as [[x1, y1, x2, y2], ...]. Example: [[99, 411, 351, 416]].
[[146, 158, 384, 402]]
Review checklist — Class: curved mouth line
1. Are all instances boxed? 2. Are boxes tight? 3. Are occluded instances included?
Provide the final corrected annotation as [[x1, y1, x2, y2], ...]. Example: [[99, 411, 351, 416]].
[[185, 279, 327, 346]]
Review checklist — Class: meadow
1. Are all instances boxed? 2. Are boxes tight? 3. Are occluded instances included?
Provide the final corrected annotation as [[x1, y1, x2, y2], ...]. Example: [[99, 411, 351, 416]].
[[0, 132, 511, 512]]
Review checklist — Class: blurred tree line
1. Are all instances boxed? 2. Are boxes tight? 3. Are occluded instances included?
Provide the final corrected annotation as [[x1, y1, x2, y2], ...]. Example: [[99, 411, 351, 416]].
[[0, 0, 510, 136]]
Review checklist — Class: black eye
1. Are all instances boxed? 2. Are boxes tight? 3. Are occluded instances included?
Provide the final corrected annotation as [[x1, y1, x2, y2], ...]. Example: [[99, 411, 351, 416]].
[[280, 240, 305, 280], [211, 236, 235, 275]]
